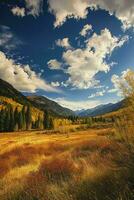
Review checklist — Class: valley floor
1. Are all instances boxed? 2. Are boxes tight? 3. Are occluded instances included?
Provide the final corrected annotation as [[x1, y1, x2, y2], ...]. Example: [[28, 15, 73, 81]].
[[0, 127, 133, 200]]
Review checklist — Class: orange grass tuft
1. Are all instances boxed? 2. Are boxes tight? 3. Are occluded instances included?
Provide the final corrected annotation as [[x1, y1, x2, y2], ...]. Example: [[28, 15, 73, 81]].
[[39, 156, 78, 181]]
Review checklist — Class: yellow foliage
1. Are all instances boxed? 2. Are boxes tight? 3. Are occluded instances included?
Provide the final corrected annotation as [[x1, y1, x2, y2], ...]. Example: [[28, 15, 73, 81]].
[[53, 118, 72, 129], [0, 96, 44, 122]]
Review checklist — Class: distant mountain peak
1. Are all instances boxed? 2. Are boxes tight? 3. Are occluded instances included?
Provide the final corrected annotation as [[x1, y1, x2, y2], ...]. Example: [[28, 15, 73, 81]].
[[76, 101, 124, 117]]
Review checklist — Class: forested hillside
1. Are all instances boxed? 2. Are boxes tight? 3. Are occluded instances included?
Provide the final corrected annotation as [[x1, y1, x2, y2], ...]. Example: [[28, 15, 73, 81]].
[[0, 79, 54, 132], [28, 95, 74, 117]]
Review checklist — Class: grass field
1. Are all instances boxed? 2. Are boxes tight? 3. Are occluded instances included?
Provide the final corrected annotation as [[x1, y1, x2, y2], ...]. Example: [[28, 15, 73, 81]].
[[0, 125, 134, 200]]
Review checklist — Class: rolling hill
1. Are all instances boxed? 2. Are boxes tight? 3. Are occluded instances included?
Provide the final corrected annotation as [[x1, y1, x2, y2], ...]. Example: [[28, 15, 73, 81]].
[[28, 95, 74, 117], [0, 79, 30, 105]]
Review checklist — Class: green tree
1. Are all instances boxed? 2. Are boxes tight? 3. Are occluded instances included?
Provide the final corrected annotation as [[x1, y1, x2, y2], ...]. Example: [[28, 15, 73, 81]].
[[0, 109, 5, 132], [9, 106, 15, 131], [43, 110, 50, 129], [49, 117, 54, 129], [22, 106, 26, 130], [4, 107, 10, 131], [26, 105, 32, 130], [14, 107, 19, 131], [36, 115, 42, 129], [18, 111, 23, 130]]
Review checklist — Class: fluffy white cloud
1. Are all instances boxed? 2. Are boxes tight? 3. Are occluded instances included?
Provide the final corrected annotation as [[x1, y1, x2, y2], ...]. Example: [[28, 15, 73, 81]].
[[10, 1, 43, 18], [11, 6, 25, 17], [111, 69, 131, 96], [48, 0, 89, 27], [48, 0, 134, 29], [51, 81, 60, 87], [86, 30, 128, 58], [25, 0, 43, 17], [47, 59, 62, 70], [0, 25, 22, 50], [80, 24, 92, 36], [0, 51, 59, 93], [56, 38, 71, 49], [62, 29, 128, 89], [61, 81, 68, 88], [53, 97, 101, 110], [88, 89, 106, 98], [90, 0, 134, 30]]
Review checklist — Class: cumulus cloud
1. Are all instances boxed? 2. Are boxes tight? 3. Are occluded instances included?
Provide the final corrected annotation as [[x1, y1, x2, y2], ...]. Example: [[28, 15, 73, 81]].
[[48, 0, 89, 27], [51, 81, 60, 87], [88, 89, 106, 99], [80, 24, 92, 36], [25, 0, 43, 17], [48, 0, 134, 29], [48, 59, 62, 70], [90, 0, 134, 30], [0, 51, 59, 93], [11, 6, 25, 17], [62, 28, 128, 89], [56, 38, 71, 49], [61, 81, 68, 88], [111, 69, 131, 96], [0, 25, 22, 50], [53, 97, 101, 110], [10, 0, 43, 18]]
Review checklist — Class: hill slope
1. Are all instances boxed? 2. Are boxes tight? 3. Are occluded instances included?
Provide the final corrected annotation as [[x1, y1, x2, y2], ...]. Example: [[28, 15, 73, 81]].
[[0, 79, 30, 105], [0, 79, 74, 117], [28, 96, 74, 117], [0, 79, 43, 122]]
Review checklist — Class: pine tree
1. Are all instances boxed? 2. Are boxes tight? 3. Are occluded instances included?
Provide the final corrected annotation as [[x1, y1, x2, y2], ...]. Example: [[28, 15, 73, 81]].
[[0, 110, 2, 132], [36, 115, 42, 129], [9, 106, 14, 131], [43, 110, 50, 129], [26, 105, 32, 130], [14, 107, 19, 131], [32, 121, 35, 129], [4, 108, 10, 132], [22, 106, 26, 130], [18, 111, 23, 130], [0, 109, 5, 132], [49, 118, 54, 129]]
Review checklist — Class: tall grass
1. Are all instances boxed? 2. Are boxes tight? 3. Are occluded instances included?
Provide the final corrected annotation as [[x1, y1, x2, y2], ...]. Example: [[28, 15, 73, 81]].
[[1, 69, 134, 200], [1, 134, 133, 200]]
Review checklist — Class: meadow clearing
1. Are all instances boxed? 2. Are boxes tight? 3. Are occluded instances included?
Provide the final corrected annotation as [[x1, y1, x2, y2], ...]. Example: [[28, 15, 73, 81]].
[[0, 123, 134, 200]]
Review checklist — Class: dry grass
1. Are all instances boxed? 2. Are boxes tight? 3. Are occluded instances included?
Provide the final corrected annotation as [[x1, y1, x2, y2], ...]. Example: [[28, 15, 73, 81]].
[[0, 127, 133, 200]]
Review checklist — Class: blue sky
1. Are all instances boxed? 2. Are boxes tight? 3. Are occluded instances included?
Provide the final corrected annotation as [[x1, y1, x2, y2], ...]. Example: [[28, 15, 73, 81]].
[[0, 0, 134, 110]]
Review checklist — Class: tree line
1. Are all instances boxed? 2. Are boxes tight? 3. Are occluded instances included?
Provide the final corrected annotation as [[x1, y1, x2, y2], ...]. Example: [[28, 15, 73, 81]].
[[0, 104, 54, 132]]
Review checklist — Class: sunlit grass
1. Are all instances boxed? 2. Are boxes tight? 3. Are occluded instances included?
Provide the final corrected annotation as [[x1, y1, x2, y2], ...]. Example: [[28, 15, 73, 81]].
[[0, 125, 133, 200]]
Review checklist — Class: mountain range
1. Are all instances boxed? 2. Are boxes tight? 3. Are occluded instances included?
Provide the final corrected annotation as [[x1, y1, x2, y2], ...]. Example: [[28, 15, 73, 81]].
[[75, 101, 124, 117], [0, 78, 123, 117]]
